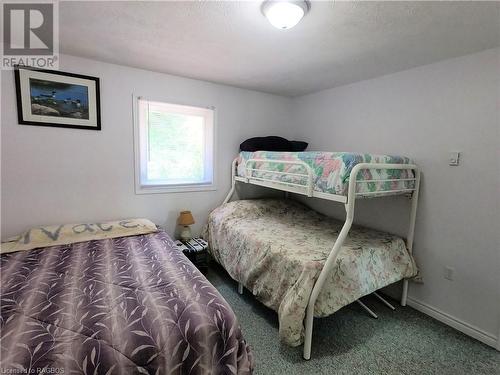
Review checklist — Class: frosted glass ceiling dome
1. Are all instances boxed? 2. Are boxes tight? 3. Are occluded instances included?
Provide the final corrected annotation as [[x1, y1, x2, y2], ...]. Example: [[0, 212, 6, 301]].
[[262, 0, 310, 30]]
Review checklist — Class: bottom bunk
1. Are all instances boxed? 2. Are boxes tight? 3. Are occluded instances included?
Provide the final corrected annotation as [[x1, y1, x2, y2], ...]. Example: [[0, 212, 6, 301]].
[[203, 199, 418, 347]]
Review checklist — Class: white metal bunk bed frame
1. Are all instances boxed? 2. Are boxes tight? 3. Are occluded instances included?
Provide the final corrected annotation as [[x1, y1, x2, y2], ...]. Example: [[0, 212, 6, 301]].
[[223, 157, 421, 360]]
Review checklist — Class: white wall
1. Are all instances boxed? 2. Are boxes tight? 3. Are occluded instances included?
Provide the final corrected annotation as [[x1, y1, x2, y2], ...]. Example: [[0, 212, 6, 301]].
[[291, 48, 500, 345], [0, 54, 294, 239]]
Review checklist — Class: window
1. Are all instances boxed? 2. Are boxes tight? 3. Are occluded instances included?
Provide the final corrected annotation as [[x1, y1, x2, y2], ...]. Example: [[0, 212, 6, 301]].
[[134, 97, 215, 193]]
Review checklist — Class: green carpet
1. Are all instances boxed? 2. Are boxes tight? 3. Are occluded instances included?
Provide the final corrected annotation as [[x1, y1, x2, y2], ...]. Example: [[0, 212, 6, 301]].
[[206, 264, 500, 375]]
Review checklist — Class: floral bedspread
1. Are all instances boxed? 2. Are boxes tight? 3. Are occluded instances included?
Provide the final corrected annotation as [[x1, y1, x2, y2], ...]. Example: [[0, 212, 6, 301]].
[[237, 151, 414, 196], [204, 199, 417, 347]]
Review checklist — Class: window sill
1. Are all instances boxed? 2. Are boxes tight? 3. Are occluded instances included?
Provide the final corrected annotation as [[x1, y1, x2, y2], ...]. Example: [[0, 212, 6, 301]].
[[135, 183, 217, 195]]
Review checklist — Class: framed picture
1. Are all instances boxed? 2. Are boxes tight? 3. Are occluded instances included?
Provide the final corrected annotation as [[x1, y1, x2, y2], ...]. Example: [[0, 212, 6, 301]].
[[14, 66, 101, 130]]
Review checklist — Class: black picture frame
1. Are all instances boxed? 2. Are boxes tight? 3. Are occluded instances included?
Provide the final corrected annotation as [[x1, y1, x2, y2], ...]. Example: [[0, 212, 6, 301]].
[[14, 65, 101, 131]]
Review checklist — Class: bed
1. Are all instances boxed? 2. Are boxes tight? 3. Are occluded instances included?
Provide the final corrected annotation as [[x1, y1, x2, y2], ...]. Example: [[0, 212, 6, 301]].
[[215, 150, 421, 359], [238, 151, 415, 198], [0, 228, 254, 374], [205, 199, 417, 346]]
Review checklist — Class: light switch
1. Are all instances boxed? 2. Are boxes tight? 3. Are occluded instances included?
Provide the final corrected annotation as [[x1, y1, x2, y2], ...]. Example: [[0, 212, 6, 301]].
[[449, 151, 460, 166]]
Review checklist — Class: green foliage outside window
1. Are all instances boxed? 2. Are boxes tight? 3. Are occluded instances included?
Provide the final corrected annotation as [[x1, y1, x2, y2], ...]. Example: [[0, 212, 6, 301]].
[[147, 110, 204, 182]]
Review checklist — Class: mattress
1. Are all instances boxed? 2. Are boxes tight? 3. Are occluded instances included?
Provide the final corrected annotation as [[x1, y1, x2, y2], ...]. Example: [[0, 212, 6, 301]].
[[1, 230, 253, 374], [204, 199, 417, 347], [237, 151, 415, 196]]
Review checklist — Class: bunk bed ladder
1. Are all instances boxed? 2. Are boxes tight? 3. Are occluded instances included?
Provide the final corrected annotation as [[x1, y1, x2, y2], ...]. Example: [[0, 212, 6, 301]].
[[401, 167, 421, 306], [303, 163, 421, 360]]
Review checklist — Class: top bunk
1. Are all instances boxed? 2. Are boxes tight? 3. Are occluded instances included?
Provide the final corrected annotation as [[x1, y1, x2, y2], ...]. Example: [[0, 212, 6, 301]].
[[232, 150, 419, 203]]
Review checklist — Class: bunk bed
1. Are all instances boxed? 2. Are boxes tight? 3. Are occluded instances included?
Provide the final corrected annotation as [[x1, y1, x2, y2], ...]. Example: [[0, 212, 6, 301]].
[[205, 150, 420, 360]]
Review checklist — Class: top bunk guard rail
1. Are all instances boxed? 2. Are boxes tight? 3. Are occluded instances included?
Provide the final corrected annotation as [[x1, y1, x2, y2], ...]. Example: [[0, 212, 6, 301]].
[[222, 156, 421, 360], [244, 158, 314, 197], [225, 157, 419, 204], [349, 163, 418, 198]]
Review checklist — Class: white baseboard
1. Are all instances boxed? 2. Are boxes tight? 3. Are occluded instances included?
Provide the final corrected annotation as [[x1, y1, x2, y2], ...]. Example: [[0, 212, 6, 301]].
[[406, 297, 499, 350]]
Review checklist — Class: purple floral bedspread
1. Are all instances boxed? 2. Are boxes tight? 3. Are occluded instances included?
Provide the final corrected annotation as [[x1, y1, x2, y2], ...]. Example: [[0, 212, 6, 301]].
[[0, 230, 253, 374]]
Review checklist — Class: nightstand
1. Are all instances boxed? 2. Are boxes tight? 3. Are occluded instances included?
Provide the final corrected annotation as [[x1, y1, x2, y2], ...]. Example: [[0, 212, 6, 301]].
[[174, 238, 209, 274]]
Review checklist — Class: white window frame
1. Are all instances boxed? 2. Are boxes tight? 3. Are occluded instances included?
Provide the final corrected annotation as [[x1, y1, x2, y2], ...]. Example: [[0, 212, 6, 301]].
[[133, 95, 216, 194]]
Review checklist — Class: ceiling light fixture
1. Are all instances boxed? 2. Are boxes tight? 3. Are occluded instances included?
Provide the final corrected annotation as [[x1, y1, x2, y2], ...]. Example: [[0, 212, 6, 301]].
[[262, 0, 310, 30]]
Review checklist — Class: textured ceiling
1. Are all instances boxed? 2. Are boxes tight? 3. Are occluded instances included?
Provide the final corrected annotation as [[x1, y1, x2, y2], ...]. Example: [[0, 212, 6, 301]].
[[60, 1, 500, 97]]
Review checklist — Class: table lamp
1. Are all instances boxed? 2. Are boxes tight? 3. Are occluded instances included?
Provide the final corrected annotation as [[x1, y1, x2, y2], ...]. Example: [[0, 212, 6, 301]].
[[178, 211, 195, 241]]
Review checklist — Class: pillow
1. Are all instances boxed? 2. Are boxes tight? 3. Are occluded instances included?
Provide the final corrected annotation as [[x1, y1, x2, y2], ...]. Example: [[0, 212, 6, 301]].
[[289, 140, 308, 151], [1, 218, 158, 254], [240, 136, 292, 152]]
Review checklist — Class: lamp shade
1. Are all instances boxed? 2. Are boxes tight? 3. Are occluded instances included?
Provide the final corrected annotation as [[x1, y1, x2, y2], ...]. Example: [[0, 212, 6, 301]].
[[178, 211, 195, 226]]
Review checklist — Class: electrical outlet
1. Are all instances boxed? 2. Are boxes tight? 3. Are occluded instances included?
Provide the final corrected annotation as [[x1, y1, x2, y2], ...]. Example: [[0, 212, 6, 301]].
[[449, 151, 460, 166], [444, 266, 455, 281]]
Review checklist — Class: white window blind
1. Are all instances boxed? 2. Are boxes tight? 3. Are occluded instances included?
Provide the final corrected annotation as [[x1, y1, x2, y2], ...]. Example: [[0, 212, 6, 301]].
[[134, 97, 215, 193]]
